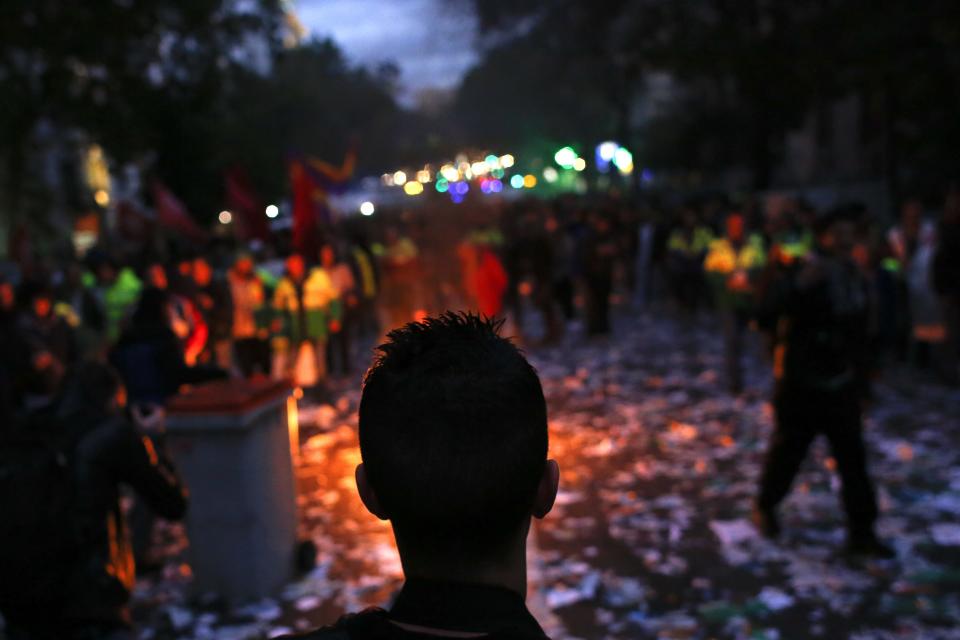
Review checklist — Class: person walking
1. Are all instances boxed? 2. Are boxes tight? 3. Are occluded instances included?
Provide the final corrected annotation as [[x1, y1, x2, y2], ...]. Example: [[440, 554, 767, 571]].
[[754, 206, 893, 557]]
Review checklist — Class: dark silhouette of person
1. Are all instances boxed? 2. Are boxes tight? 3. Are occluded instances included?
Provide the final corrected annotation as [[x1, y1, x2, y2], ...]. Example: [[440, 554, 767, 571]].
[[754, 206, 893, 557], [282, 312, 559, 639], [1, 362, 187, 639]]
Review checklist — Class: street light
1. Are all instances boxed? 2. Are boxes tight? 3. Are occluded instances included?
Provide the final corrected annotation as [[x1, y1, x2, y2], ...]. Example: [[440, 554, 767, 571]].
[[393, 170, 407, 186], [360, 201, 375, 216], [218, 210, 233, 225], [265, 204, 279, 218]]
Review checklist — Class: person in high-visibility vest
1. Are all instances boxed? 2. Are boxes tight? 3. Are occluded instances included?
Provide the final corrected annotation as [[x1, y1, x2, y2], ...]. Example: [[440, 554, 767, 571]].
[[704, 213, 766, 394], [272, 254, 336, 385], [228, 254, 270, 377], [349, 241, 379, 338], [91, 261, 142, 344]]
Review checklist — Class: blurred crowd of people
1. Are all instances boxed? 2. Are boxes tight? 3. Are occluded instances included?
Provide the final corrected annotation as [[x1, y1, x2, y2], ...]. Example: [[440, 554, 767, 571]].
[[2, 185, 958, 421]]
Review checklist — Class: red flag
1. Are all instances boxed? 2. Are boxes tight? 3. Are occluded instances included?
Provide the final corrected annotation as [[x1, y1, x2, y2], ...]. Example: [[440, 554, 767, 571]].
[[225, 167, 268, 242], [152, 181, 206, 243], [290, 160, 318, 258], [289, 149, 355, 257]]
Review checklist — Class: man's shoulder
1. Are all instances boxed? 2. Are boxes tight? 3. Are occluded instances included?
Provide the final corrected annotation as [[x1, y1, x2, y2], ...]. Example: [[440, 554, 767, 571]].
[[277, 607, 550, 640]]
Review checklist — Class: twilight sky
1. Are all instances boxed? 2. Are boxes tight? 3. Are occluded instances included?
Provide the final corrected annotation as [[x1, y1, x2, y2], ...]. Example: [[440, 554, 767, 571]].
[[296, 0, 479, 105]]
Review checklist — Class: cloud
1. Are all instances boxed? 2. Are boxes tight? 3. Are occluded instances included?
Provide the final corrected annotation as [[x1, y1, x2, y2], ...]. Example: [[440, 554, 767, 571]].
[[297, 0, 479, 103]]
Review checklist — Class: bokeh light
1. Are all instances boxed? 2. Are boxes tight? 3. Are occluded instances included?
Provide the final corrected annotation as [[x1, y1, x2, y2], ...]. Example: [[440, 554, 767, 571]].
[[359, 201, 375, 216], [598, 141, 618, 161], [440, 165, 460, 182], [554, 146, 577, 169], [613, 147, 634, 174]]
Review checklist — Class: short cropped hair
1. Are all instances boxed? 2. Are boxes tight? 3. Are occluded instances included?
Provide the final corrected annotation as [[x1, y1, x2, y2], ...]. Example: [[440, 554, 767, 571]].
[[359, 312, 548, 556]]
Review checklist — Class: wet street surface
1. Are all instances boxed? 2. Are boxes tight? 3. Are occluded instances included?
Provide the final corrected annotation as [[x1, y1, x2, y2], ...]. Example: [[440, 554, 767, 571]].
[[132, 312, 960, 639]]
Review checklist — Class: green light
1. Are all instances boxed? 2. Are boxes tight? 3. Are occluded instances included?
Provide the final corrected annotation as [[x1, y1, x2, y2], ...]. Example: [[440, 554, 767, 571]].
[[612, 147, 633, 171], [510, 174, 525, 189], [491, 167, 504, 179], [435, 178, 449, 193], [484, 154, 499, 165], [554, 146, 577, 169]]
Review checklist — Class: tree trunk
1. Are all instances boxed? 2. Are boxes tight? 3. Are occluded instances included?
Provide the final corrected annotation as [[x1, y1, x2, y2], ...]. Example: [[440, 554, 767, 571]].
[[751, 101, 773, 191], [880, 76, 900, 219]]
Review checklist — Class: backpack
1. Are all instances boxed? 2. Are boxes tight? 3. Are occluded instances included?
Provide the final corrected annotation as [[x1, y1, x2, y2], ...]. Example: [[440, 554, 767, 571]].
[[0, 410, 82, 612]]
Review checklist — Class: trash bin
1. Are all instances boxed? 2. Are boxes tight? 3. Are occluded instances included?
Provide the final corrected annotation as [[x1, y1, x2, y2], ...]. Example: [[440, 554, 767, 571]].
[[166, 378, 298, 601]]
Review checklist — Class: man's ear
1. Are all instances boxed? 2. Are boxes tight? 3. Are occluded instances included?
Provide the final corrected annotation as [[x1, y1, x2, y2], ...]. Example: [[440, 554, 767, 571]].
[[532, 459, 560, 519], [356, 463, 389, 520]]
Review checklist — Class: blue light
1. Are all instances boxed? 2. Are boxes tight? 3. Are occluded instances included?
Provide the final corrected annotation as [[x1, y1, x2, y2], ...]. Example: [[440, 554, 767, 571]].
[[490, 179, 503, 193]]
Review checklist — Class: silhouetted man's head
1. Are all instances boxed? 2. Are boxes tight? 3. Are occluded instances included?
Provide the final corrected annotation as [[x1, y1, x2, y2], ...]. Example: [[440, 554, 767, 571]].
[[357, 312, 557, 572]]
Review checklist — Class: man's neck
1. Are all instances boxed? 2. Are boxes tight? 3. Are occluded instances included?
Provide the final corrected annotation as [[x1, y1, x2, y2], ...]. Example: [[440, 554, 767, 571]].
[[397, 536, 528, 598], [386, 573, 544, 638]]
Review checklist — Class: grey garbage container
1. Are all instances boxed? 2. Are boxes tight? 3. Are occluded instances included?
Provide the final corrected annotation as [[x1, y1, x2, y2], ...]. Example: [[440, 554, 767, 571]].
[[165, 378, 298, 602]]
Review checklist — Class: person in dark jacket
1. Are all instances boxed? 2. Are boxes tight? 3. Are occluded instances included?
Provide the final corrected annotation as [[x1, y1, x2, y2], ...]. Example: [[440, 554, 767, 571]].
[[109, 288, 192, 407], [753, 207, 893, 557], [192, 256, 234, 371], [582, 211, 618, 336], [1, 362, 187, 640], [15, 284, 77, 409], [281, 313, 558, 640]]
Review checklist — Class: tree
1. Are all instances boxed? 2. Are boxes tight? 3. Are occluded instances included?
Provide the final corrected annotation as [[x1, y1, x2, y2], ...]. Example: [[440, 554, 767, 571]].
[[0, 0, 285, 228], [463, 0, 960, 196]]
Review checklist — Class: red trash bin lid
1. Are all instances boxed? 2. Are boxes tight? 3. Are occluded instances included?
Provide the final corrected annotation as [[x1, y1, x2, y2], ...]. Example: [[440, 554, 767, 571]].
[[167, 378, 292, 415]]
